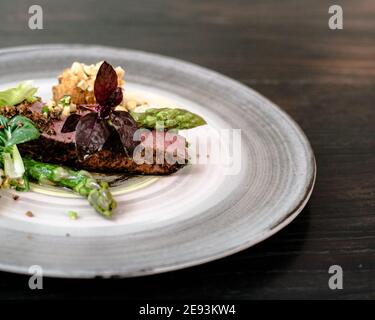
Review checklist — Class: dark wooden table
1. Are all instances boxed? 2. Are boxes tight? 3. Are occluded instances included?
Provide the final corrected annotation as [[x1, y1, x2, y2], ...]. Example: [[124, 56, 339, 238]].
[[0, 0, 374, 300]]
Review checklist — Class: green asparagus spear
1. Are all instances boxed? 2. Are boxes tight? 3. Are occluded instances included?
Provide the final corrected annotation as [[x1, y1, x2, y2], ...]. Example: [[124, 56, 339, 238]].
[[130, 108, 206, 130], [23, 158, 116, 218]]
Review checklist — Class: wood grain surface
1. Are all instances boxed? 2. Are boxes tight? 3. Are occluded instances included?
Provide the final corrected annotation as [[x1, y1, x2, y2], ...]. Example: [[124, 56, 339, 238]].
[[0, 0, 374, 299]]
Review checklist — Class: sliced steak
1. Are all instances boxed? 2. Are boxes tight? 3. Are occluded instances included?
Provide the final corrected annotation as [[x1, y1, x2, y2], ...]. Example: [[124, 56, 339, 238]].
[[3, 101, 187, 175]]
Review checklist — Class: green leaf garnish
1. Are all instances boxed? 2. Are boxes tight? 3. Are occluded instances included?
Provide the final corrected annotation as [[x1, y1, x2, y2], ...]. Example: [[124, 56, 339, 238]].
[[5, 115, 40, 147], [0, 115, 40, 190], [0, 81, 38, 107], [60, 95, 71, 106], [68, 211, 78, 220]]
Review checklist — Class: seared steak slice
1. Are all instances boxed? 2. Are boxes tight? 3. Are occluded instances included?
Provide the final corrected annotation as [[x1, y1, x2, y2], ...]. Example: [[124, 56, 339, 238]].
[[3, 101, 187, 175], [20, 135, 186, 175]]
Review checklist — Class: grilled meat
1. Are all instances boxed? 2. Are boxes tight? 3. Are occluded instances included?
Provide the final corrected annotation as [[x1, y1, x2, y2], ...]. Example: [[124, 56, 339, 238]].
[[2, 101, 187, 175]]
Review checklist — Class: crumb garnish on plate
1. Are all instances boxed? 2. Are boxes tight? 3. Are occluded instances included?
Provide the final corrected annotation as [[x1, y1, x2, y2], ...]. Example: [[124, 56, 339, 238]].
[[25, 211, 34, 218]]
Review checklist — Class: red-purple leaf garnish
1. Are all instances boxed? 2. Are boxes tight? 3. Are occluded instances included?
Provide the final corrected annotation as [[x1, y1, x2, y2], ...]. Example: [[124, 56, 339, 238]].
[[94, 61, 118, 106], [110, 111, 138, 157], [75, 113, 111, 160], [94, 62, 123, 119], [108, 87, 123, 108], [79, 103, 99, 111], [102, 129, 126, 155], [97, 105, 111, 120], [67, 61, 135, 162], [61, 114, 82, 133]]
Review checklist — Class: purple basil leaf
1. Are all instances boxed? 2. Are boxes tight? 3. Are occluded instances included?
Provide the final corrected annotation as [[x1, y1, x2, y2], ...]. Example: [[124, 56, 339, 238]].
[[110, 111, 138, 157], [75, 112, 111, 160], [97, 105, 111, 120], [94, 61, 118, 106], [97, 88, 123, 119], [79, 103, 100, 111], [102, 128, 126, 155], [108, 87, 123, 107], [61, 114, 82, 133]]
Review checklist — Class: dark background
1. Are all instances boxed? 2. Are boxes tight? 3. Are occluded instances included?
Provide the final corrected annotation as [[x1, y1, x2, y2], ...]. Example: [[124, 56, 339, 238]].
[[0, 0, 374, 299]]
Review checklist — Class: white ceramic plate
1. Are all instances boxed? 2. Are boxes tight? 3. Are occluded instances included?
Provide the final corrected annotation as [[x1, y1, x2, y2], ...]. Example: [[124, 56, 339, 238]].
[[0, 45, 315, 278]]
